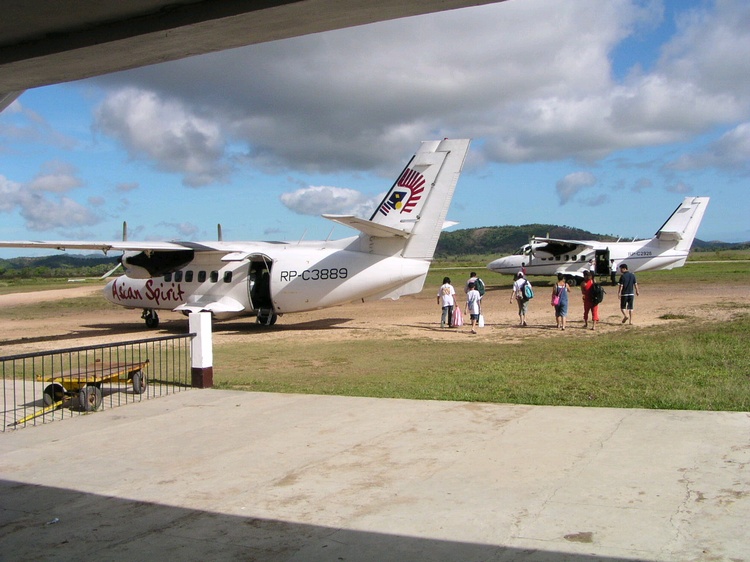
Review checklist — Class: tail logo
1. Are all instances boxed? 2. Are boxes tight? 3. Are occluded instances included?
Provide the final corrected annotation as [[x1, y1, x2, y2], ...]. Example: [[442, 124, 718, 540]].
[[379, 168, 425, 216]]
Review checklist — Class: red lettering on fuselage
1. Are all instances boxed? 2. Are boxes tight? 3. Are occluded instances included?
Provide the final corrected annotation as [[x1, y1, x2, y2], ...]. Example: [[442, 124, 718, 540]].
[[111, 278, 142, 301], [111, 278, 185, 306], [144, 279, 186, 306]]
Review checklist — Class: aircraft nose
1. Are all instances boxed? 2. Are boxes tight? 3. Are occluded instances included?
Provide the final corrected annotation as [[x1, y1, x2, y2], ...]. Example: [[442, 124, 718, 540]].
[[487, 258, 504, 271]]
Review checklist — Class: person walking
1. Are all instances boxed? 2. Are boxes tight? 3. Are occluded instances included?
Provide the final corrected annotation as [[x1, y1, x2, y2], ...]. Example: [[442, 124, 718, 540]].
[[437, 277, 457, 328], [465, 281, 482, 334], [551, 273, 570, 330], [617, 263, 639, 324], [510, 271, 529, 327], [580, 270, 599, 330], [610, 259, 618, 286], [464, 271, 478, 294]]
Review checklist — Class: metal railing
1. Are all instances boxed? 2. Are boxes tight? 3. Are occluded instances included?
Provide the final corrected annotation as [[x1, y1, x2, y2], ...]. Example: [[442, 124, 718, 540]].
[[2, 334, 193, 431]]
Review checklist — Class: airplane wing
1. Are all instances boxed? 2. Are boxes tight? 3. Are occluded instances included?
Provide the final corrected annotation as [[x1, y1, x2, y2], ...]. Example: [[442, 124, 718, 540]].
[[0, 239, 255, 254], [530, 237, 594, 256]]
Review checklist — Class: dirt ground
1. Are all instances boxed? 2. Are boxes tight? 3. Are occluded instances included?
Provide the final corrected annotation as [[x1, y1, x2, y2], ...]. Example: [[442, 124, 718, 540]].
[[0, 275, 745, 358]]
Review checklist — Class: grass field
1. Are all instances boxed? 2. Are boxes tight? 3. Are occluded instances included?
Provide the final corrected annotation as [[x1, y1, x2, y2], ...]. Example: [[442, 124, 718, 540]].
[[212, 257, 750, 412], [4, 254, 749, 412]]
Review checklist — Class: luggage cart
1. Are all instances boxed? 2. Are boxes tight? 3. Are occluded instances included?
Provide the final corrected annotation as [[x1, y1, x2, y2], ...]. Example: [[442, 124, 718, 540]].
[[38, 359, 150, 414]]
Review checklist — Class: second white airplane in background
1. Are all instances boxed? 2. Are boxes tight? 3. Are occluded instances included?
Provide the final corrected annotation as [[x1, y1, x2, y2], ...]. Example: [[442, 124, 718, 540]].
[[487, 196, 710, 282]]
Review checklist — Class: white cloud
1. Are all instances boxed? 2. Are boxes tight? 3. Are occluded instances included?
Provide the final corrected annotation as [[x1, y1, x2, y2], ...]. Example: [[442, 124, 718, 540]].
[[556, 171, 597, 204], [156, 221, 201, 238], [28, 161, 83, 193], [666, 181, 691, 194], [666, 122, 750, 172], [0, 165, 100, 232], [280, 185, 383, 217], [94, 88, 231, 187], [0, 175, 21, 212], [85, 0, 750, 183], [19, 193, 99, 231]]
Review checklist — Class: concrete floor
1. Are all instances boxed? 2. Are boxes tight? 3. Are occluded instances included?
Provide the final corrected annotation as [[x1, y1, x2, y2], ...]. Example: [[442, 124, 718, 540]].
[[1, 390, 749, 561]]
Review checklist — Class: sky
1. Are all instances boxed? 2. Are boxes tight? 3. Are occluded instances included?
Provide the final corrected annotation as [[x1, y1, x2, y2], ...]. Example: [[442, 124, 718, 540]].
[[1, 0, 749, 259]]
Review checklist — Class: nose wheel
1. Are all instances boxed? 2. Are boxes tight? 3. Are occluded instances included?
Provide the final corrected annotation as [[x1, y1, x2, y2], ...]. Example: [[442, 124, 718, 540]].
[[142, 309, 160, 328]]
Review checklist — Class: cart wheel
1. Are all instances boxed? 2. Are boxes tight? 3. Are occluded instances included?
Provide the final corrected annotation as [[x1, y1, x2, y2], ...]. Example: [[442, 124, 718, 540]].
[[131, 370, 148, 395], [79, 385, 102, 412], [43, 383, 65, 406]]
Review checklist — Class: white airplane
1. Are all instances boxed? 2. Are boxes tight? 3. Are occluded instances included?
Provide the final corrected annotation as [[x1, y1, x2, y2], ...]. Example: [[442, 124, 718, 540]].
[[487, 196, 710, 282], [0, 138, 470, 328]]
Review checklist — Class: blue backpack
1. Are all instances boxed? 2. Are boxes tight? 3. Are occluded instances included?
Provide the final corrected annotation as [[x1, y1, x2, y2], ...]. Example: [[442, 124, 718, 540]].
[[523, 281, 534, 300]]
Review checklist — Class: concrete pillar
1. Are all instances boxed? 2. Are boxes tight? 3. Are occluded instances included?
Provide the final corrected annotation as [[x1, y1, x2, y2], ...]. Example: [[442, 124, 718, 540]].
[[189, 312, 213, 388]]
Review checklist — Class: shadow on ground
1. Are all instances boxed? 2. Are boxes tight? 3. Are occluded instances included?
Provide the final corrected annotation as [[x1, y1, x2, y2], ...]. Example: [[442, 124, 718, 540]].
[[0, 479, 640, 562]]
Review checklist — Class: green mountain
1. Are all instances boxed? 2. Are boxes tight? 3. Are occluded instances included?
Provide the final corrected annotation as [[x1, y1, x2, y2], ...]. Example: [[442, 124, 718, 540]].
[[0, 253, 119, 278]]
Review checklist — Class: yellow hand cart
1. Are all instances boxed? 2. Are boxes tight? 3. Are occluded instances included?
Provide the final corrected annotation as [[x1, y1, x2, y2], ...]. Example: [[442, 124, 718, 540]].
[[38, 359, 150, 414]]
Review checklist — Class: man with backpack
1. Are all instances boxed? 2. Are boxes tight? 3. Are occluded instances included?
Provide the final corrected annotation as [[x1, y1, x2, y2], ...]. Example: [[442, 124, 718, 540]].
[[464, 271, 485, 299], [510, 271, 531, 327]]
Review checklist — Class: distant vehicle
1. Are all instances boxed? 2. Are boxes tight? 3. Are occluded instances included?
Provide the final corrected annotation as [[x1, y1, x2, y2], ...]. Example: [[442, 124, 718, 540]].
[[0, 139, 470, 328], [487, 196, 709, 282]]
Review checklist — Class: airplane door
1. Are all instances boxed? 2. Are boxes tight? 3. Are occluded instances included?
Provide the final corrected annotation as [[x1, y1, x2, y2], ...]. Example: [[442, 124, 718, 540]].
[[248, 258, 273, 309], [247, 255, 275, 324], [594, 249, 610, 275]]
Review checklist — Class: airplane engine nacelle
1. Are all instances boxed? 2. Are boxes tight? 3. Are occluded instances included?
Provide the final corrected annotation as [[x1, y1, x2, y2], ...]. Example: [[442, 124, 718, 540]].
[[121, 250, 195, 279]]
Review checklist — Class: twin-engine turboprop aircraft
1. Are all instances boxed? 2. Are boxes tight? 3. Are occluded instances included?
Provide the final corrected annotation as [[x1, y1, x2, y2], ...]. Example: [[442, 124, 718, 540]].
[[487, 196, 709, 281], [0, 139, 470, 328]]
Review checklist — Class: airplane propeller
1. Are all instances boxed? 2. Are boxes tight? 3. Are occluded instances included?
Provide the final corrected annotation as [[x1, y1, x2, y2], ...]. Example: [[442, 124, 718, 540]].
[[101, 220, 127, 278], [100, 262, 122, 279]]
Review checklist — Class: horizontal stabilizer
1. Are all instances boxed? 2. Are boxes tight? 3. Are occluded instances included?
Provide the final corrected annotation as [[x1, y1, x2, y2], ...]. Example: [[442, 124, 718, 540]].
[[322, 215, 410, 238], [655, 231, 683, 241]]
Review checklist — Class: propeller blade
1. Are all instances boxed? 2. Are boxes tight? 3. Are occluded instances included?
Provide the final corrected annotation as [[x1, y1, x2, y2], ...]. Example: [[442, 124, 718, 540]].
[[100, 263, 122, 279]]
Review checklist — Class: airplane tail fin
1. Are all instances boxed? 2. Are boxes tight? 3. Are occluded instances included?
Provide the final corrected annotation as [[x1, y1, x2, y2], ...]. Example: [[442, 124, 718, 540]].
[[324, 139, 470, 259], [655, 196, 710, 251]]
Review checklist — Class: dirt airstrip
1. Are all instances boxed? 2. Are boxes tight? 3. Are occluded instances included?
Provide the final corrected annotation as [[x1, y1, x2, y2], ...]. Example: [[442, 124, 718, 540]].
[[0, 275, 744, 358]]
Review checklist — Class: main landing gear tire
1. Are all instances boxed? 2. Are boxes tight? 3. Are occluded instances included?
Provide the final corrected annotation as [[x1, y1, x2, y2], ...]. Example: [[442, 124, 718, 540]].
[[143, 309, 160, 329], [256, 311, 277, 326]]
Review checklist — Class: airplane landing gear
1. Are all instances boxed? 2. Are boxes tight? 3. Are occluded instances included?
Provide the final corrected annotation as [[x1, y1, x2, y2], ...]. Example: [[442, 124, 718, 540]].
[[256, 310, 277, 326], [142, 309, 160, 329]]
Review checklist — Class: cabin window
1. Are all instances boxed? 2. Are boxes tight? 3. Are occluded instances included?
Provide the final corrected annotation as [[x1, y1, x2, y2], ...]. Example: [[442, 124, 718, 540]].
[[563, 255, 569, 261], [223, 271, 233, 283], [174, 271, 183, 282], [198, 271, 206, 283], [185, 271, 193, 282], [164, 273, 172, 282], [555, 256, 561, 261], [210, 271, 219, 283]]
